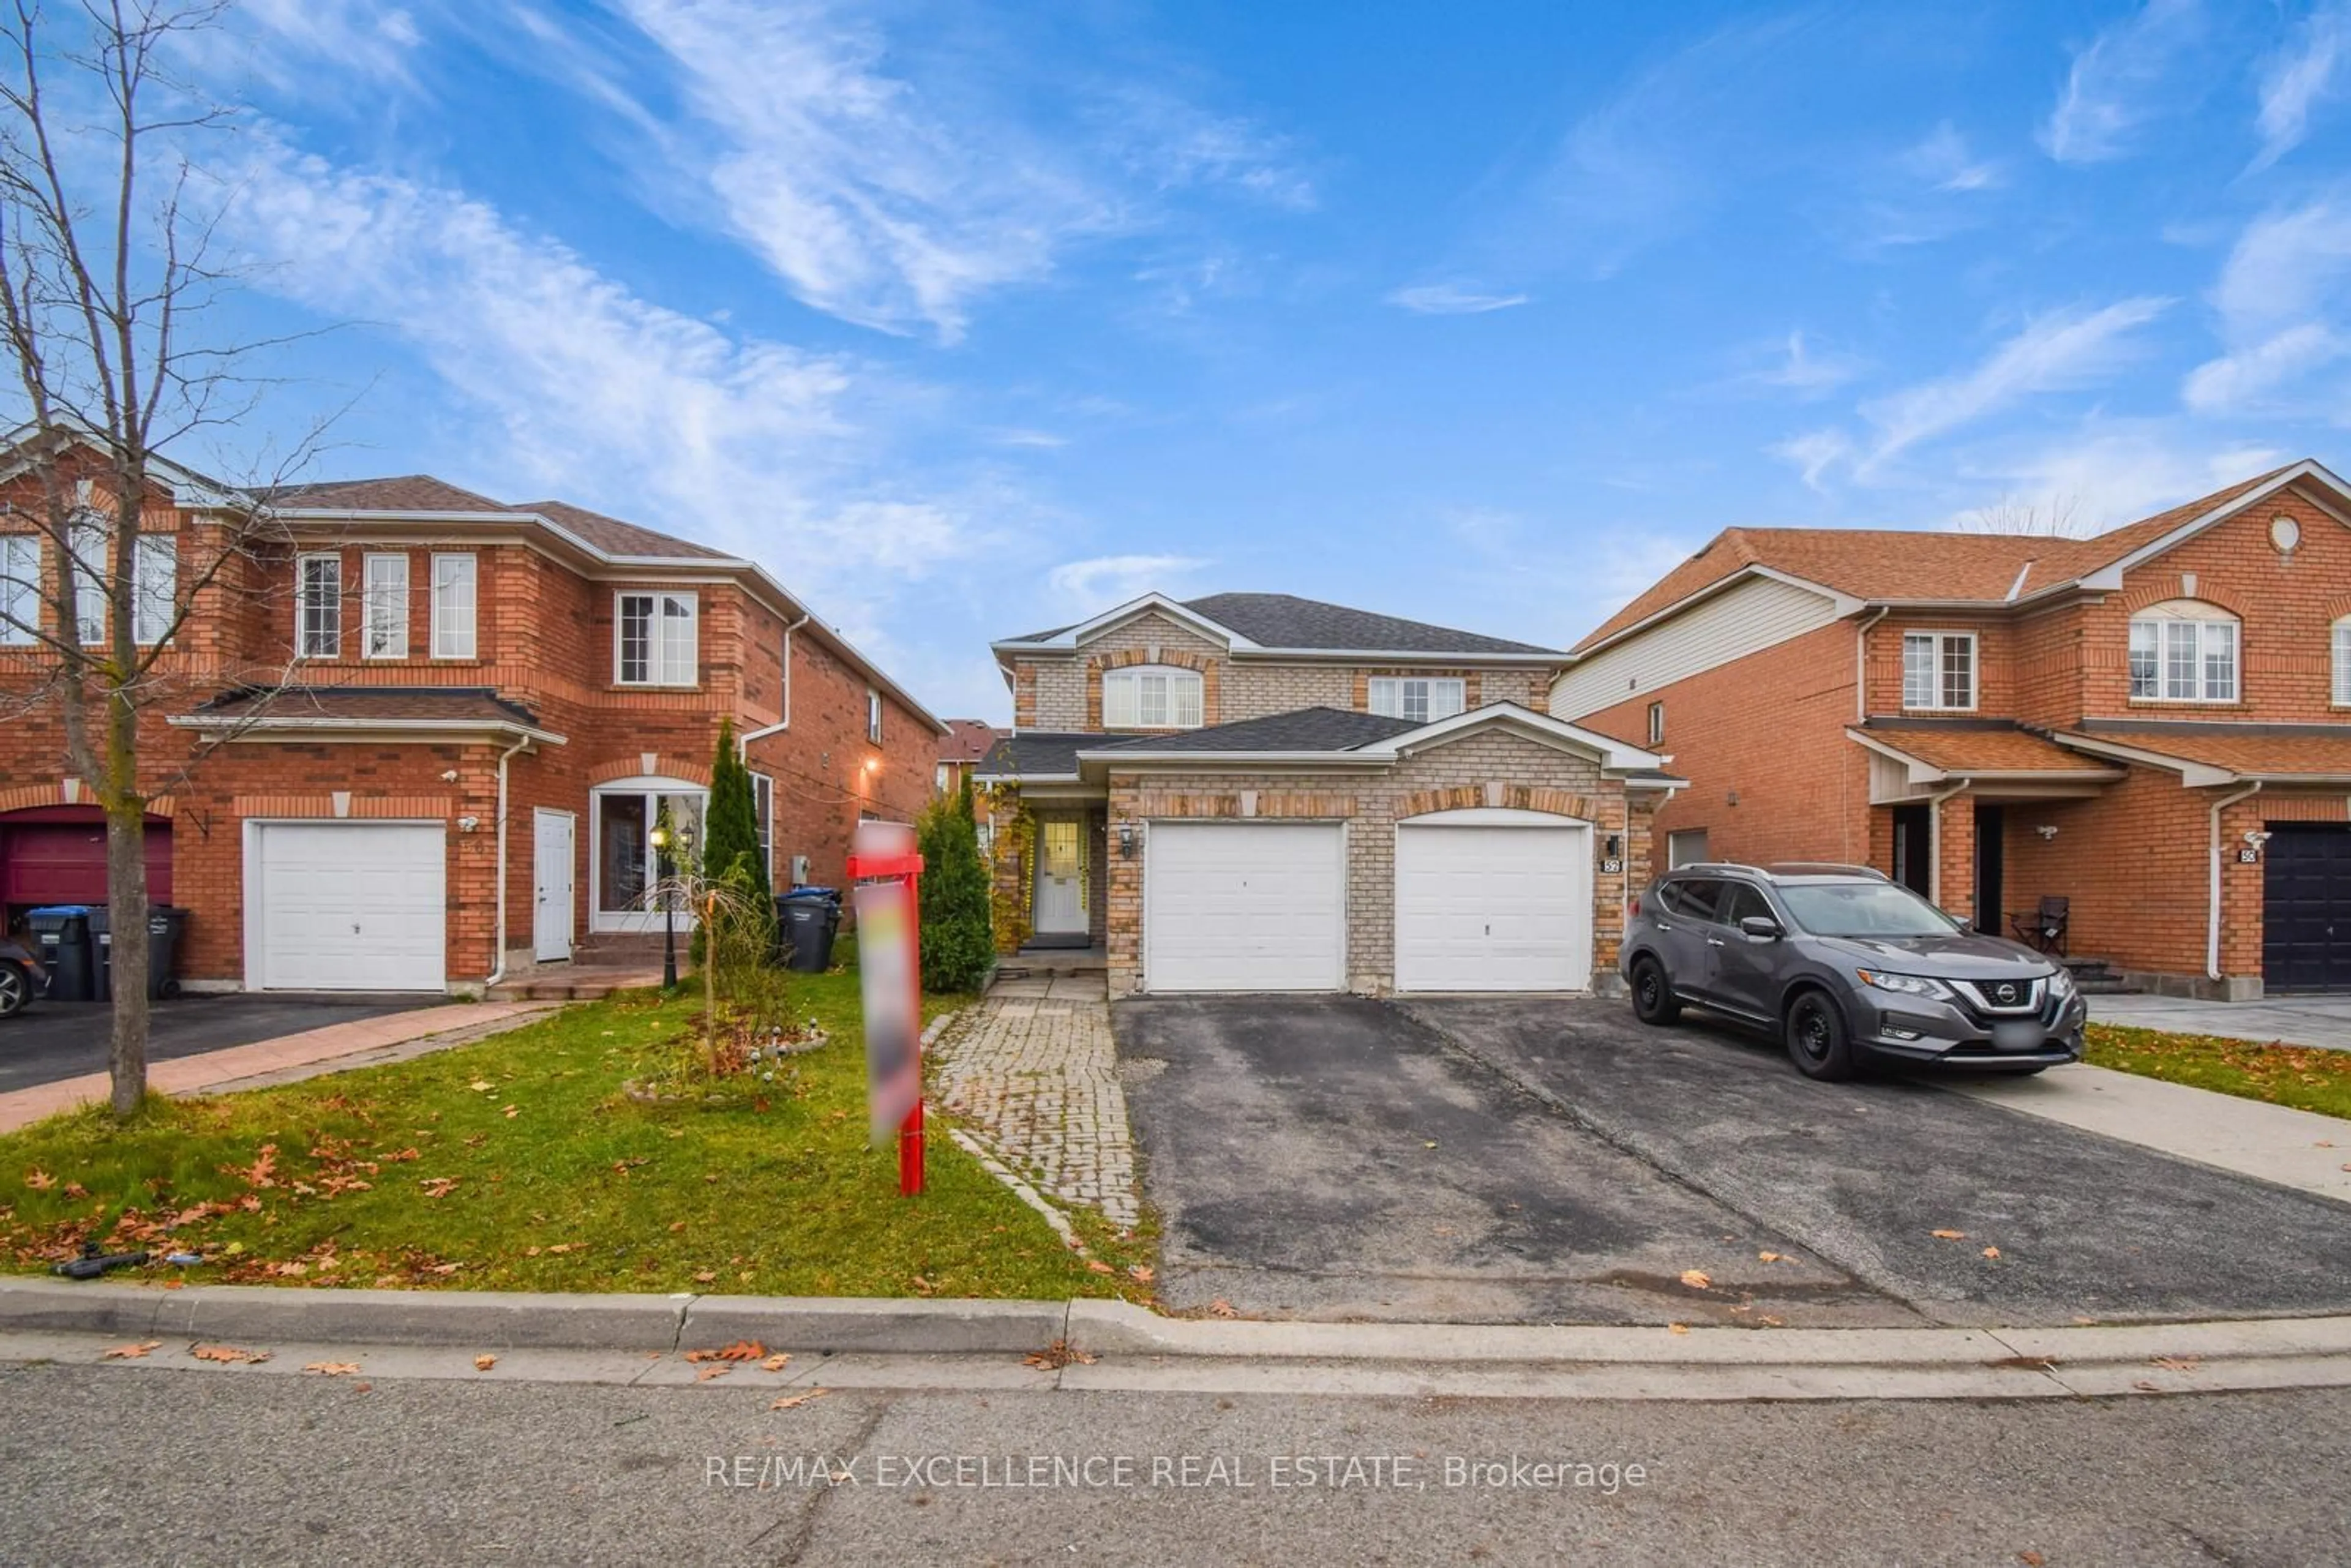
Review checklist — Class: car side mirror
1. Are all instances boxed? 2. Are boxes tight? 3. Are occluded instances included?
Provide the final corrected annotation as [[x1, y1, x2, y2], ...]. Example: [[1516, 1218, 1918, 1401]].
[[1738, 915, 1783, 941]]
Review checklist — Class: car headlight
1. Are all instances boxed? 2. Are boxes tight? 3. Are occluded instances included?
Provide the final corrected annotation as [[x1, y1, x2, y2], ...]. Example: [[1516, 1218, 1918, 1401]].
[[2045, 966, 2075, 998], [1854, 969, 1957, 1002]]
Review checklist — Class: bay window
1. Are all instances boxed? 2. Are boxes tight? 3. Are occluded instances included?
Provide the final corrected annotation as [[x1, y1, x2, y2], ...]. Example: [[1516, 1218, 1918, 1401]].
[[2129, 603, 2238, 703], [1103, 664, 1204, 728], [1368, 676, 1466, 724]]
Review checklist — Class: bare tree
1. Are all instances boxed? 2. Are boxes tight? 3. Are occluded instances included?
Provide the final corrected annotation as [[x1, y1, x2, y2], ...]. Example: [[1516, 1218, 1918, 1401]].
[[0, 1, 329, 1116], [1961, 493, 2091, 538]]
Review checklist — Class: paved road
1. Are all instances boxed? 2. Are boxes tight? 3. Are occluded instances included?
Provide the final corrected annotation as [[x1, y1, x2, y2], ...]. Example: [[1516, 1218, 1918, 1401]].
[[1118, 995, 2351, 1328], [2, 1360, 2346, 1566], [0, 994, 427, 1093]]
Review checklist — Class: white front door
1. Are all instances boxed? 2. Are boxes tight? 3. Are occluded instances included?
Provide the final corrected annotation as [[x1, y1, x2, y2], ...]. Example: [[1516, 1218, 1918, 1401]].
[[1034, 816, 1088, 936], [1142, 820, 1345, 992], [533, 809, 575, 962], [1394, 814, 1591, 992], [250, 821, 446, 991]]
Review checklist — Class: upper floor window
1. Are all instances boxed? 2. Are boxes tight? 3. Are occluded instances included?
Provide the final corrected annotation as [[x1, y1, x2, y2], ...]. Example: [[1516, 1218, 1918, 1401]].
[[1, 535, 38, 645], [1369, 676, 1465, 724], [2333, 617, 2351, 707], [867, 686, 883, 743], [1647, 700, 1665, 746], [1902, 631, 1974, 710], [615, 590, 696, 685], [2129, 601, 2237, 703], [432, 553, 477, 659], [751, 771, 774, 873], [297, 552, 342, 658], [1104, 664, 1203, 728], [363, 553, 408, 659]]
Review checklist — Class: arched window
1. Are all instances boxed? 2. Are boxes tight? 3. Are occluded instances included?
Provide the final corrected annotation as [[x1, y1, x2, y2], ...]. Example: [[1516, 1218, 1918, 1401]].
[[2334, 615, 2351, 707], [2129, 600, 2238, 703], [1102, 664, 1203, 728]]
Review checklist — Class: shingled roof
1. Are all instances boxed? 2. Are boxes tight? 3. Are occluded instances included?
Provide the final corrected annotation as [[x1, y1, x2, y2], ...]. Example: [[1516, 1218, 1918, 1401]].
[[514, 499, 729, 561], [260, 476, 724, 560], [1002, 592, 1564, 656], [1091, 707, 1420, 754], [1573, 466, 2298, 653]]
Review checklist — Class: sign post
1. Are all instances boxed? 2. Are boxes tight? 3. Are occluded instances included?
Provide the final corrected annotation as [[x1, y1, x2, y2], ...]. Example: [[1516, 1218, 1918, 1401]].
[[847, 820, 926, 1196]]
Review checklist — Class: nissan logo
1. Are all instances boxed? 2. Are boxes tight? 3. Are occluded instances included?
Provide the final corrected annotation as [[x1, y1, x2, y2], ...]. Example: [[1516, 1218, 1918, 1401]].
[[1992, 982, 2019, 1005]]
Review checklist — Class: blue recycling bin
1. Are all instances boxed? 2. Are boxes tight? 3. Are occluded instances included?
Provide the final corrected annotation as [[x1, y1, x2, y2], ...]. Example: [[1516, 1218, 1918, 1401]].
[[25, 906, 94, 1001]]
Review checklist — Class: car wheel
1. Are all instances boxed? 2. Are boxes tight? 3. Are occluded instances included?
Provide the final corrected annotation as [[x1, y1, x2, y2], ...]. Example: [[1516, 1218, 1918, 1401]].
[[0, 960, 29, 1019], [1784, 989, 1856, 1081], [1630, 956, 1681, 1025]]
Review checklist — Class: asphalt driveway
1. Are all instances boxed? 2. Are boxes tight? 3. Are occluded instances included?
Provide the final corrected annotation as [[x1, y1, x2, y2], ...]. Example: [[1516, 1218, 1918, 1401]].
[[1115, 994, 2351, 1329], [0, 994, 428, 1095]]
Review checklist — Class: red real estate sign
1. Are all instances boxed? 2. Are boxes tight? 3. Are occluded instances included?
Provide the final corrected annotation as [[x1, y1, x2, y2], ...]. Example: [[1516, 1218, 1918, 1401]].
[[847, 820, 925, 1195]]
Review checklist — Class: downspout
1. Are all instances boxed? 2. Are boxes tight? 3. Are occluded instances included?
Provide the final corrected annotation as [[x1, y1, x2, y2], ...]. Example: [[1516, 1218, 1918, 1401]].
[[740, 612, 814, 754], [481, 734, 533, 991], [1854, 606, 1889, 722], [2207, 781, 2263, 983], [1921, 778, 1971, 910]]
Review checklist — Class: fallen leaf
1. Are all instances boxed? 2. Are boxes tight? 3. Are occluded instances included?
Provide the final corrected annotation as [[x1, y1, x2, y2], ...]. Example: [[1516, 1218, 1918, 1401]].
[[1982, 1247, 2001, 1260], [1757, 1251, 1783, 1264], [770, 1388, 831, 1410], [695, 1365, 730, 1382], [1207, 1299, 1238, 1318], [473, 1354, 497, 1372], [2020, 1552, 2046, 1567], [191, 1344, 271, 1365], [1668, 1323, 1690, 1335], [503, 1106, 520, 1120], [102, 1341, 160, 1360], [1930, 1229, 1967, 1240], [2132, 1379, 2162, 1393], [468, 1080, 493, 1093], [1678, 1269, 1711, 1290], [692, 1270, 717, 1285], [1084, 1259, 1115, 1275], [302, 1362, 362, 1376], [61, 1182, 87, 1199], [667, 1220, 688, 1233], [351, 1381, 372, 1394], [1128, 1264, 1155, 1284], [760, 1353, 792, 1373], [1022, 1340, 1097, 1370], [684, 1340, 768, 1364], [2150, 1356, 2201, 1372], [24, 1168, 54, 1190], [419, 1177, 459, 1199], [1422, 1141, 1438, 1150]]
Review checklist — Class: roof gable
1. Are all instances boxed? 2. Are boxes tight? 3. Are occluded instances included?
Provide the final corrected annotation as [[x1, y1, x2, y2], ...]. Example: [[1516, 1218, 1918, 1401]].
[[996, 589, 1564, 658]]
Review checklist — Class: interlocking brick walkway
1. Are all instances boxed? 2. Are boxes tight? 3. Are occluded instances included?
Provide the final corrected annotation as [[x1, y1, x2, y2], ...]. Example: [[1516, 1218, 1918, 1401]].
[[929, 975, 1141, 1230]]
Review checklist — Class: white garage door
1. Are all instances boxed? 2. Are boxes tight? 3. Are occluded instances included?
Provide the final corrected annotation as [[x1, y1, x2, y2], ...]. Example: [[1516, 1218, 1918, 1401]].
[[252, 822, 447, 991], [1395, 815, 1591, 992], [1144, 821, 1344, 992]]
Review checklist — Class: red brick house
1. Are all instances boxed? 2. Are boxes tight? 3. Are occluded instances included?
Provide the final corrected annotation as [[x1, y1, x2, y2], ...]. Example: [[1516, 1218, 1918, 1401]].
[[1558, 460, 2351, 999], [0, 441, 943, 994], [935, 719, 1002, 797]]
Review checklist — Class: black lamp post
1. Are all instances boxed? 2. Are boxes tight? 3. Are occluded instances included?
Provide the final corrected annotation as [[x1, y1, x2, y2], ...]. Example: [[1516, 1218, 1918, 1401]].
[[649, 822, 676, 989]]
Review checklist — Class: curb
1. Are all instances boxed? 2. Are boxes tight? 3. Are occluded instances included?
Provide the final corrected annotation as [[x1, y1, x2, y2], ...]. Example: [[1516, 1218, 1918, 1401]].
[[10, 1278, 2351, 1376]]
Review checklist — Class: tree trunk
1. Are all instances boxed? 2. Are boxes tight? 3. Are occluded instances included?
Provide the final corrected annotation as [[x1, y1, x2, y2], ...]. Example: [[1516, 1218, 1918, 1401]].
[[103, 686, 149, 1119]]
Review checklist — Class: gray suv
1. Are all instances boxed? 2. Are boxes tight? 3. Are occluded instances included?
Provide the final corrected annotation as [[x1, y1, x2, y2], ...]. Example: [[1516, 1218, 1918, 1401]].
[[1621, 862, 2086, 1081]]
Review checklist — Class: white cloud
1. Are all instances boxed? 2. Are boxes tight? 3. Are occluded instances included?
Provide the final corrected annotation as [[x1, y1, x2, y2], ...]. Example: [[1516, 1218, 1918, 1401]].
[[2183, 322, 2345, 411], [1751, 331, 1866, 396], [1854, 298, 2173, 475], [1384, 283, 1531, 316], [1967, 425, 2289, 530], [223, 137, 999, 621], [1770, 429, 1855, 490], [1900, 123, 2003, 192], [1044, 554, 1209, 617], [2039, 0, 2204, 165], [2187, 194, 2351, 413], [2252, 2, 2351, 172]]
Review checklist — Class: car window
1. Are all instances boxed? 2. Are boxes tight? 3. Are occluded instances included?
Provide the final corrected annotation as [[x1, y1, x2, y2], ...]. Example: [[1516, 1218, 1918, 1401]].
[[1777, 880, 1963, 937], [1717, 883, 1774, 926], [1665, 879, 1724, 921]]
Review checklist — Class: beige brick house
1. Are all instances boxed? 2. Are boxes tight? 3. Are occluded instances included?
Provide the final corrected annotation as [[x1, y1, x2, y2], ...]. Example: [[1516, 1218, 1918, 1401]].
[[976, 593, 1681, 996]]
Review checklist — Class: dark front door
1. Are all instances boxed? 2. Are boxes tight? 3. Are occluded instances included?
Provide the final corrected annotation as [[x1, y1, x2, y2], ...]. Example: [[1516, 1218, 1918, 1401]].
[[1891, 805, 1931, 896], [2263, 823, 2351, 992], [1973, 804, 2004, 935]]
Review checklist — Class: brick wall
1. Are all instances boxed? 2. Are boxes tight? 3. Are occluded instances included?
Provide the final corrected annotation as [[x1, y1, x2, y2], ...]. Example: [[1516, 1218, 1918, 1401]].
[[1100, 729, 1649, 997]]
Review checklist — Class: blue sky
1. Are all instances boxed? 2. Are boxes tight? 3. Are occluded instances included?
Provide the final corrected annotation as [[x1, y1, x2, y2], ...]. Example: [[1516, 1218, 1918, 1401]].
[[177, 1, 2351, 719]]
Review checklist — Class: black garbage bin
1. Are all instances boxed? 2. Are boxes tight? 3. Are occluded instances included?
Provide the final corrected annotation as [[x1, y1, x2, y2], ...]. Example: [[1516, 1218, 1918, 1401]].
[[146, 906, 187, 1000], [778, 888, 842, 972], [25, 906, 94, 1001], [87, 907, 111, 1002]]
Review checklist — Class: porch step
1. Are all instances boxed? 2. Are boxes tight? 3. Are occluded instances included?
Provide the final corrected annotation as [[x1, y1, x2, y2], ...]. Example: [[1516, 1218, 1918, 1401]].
[[2059, 956, 2142, 996], [487, 962, 667, 1002]]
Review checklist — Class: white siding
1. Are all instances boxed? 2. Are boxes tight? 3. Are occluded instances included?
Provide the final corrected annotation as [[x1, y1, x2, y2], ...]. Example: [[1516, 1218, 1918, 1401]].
[[1551, 576, 1843, 719]]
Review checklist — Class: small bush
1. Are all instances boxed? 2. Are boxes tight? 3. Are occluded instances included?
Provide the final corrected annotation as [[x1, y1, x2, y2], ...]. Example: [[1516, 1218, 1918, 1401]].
[[917, 781, 994, 992]]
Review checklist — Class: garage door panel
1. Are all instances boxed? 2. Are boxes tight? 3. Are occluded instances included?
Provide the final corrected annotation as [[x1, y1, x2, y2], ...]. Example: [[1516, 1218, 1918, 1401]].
[[255, 823, 446, 992], [1145, 822, 1343, 992], [1395, 823, 1589, 992], [2264, 823, 2351, 994]]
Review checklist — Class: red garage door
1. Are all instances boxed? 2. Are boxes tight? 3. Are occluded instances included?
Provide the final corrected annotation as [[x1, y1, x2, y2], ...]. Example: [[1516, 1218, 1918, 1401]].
[[0, 807, 172, 910]]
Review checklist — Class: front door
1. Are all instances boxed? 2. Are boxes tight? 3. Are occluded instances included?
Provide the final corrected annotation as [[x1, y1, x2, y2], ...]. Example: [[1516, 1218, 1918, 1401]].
[[590, 781, 707, 933], [1033, 815, 1088, 940], [1973, 804, 2004, 934], [1891, 805, 1931, 896], [533, 809, 574, 962]]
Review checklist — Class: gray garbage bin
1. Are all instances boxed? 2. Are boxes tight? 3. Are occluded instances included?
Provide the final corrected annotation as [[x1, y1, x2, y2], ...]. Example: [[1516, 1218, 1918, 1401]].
[[87, 907, 111, 1002], [778, 888, 841, 972], [146, 907, 187, 999]]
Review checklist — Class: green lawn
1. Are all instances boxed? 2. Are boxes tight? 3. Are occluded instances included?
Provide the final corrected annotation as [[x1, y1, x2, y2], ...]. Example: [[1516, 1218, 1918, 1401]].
[[0, 969, 1153, 1300], [2084, 1023, 2351, 1122]]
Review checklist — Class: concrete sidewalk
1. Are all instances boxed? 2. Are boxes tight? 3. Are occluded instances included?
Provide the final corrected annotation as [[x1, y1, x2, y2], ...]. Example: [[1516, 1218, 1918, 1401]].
[[2090, 992, 2351, 1051], [0, 1001, 555, 1133], [1949, 1063, 2351, 1204]]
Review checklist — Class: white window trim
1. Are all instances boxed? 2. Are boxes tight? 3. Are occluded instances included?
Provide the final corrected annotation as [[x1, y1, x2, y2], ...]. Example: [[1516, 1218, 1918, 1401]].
[[587, 776, 711, 933], [1368, 675, 1468, 724], [1647, 700, 1665, 746], [132, 535, 176, 647], [613, 589, 698, 686], [1103, 664, 1206, 729], [430, 552, 477, 660], [2128, 605, 2240, 705], [2334, 617, 2351, 708], [750, 771, 774, 877], [362, 552, 409, 660], [297, 551, 342, 659], [1900, 630, 1977, 712], [70, 514, 107, 645], [0, 535, 36, 645], [867, 686, 883, 743]]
